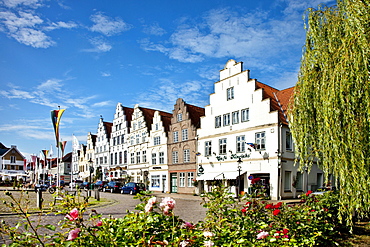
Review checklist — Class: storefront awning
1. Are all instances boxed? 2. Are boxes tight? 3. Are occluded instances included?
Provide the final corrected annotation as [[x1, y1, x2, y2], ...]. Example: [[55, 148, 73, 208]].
[[197, 171, 242, 181]]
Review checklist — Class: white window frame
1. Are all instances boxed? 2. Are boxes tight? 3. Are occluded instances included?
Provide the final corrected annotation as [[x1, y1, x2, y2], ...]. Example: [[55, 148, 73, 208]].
[[255, 132, 266, 150], [241, 108, 249, 122], [154, 136, 161, 146], [159, 152, 164, 164], [236, 135, 245, 153], [286, 131, 293, 151], [151, 153, 157, 165], [223, 113, 230, 126], [232, 111, 239, 124], [227, 87, 234, 100], [187, 172, 194, 187], [219, 138, 227, 155], [205, 141, 212, 156], [172, 151, 178, 164], [151, 175, 160, 188], [179, 172, 185, 187], [177, 113, 183, 122], [184, 149, 190, 163], [173, 131, 179, 143], [215, 116, 221, 128], [182, 129, 188, 141]]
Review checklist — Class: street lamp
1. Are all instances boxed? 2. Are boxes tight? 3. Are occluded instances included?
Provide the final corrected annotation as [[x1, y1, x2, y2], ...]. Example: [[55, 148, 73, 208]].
[[88, 158, 94, 196], [236, 157, 243, 200]]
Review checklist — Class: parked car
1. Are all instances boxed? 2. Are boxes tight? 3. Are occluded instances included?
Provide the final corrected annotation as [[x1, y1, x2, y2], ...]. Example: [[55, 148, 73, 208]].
[[94, 180, 107, 191], [103, 181, 123, 193], [34, 183, 49, 192], [79, 182, 93, 190], [70, 180, 83, 189], [120, 182, 146, 195], [312, 186, 337, 195]]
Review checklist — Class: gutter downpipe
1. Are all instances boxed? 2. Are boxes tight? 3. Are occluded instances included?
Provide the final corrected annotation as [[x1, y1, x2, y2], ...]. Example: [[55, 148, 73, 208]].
[[278, 123, 282, 200]]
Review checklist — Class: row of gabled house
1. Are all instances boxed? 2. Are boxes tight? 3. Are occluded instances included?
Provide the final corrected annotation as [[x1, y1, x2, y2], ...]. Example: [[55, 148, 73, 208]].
[[72, 59, 329, 199]]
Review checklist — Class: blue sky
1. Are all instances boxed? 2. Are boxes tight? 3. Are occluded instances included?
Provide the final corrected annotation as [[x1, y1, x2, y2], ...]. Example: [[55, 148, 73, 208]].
[[0, 0, 334, 159]]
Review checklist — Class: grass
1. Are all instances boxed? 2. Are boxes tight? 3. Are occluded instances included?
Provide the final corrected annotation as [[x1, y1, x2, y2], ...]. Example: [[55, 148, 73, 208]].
[[0, 189, 113, 214]]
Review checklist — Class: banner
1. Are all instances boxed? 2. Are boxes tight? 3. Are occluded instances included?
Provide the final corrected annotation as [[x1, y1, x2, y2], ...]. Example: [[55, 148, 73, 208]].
[[59, 141, 67, 157], [51, 109, 65, 147]]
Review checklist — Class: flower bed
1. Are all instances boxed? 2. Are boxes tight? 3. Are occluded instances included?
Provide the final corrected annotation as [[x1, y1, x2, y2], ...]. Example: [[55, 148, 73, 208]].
[[0, 185, 345, 246]]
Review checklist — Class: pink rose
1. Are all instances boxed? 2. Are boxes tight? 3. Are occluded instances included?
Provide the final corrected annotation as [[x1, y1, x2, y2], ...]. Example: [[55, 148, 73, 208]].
[[148, 197, 157, 205], [96, 221, 102, 227], [160, 197, 176, 210], [67, 228, 80, 241], [257, 231, 269, 239], [66, 208, 79, 221], [145, 203, 153, 213]]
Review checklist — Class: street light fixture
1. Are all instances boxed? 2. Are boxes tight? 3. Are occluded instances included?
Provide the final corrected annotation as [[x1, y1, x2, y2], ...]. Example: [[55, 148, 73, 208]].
[[88, 158, 94, 196], [236, 157, 243, 201]]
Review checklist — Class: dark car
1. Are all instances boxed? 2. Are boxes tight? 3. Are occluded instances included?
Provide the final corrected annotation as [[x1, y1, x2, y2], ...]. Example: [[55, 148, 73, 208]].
[[103, 181, 123, 193], [70, 180, 83, 189], [94, 181, 107, 191], [34, 183, 49, 192], [79, 182, 92, 190], [120, 182, 146, 195]]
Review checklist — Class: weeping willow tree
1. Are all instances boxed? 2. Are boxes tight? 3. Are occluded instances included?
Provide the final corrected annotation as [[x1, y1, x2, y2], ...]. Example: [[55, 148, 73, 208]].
[[289, 0, 370, 227]]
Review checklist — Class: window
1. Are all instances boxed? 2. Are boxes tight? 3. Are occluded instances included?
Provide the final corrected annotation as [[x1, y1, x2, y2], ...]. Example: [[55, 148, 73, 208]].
[[115, 152, 118, 165], [236, 135, 245, 153], [205, 141, 212, 156], [154, 136, 161, 146], [10, 156, 16, 163], [113, 137, 116, 146], [284, 171, 292, 191], [121, 135, 125, 144], [131, 153, 135, 164], [104, 156, 107, 164], [110, 153, 113, 165], [100, 157, 103, 164], [159, 152, 164, 164], [142, 150, 147, 163], [152, 153, 157, 165], [255, 132, 266, 150], [155, 123, 159, 130], [219, 138, 227, 155], [187, 172, 194, 187], [241, 108, 249, 122], [136, 152, 141, 163], [177, 113, 182, 122], [232, 111, 239, 124], [172, 151, 178, 164], [130, 136, 134, 145], [173, 131, 179, 143], [151, 175, 160, 188], [296, 172, 303, 191], [184, 149, 190, 163], [227, 87, 234, 100], [317, 173, 323, 188], [182, 129, 188, 141], [179, 172, 185, 187], [142, 132, 146, 143], [119, 152, 122, 164], [136, 134, 140, 144], [124, 151, 127, 164], [215, 116, 221, 128], [223, 114, 230, 126], [286, 131, 293, 151]]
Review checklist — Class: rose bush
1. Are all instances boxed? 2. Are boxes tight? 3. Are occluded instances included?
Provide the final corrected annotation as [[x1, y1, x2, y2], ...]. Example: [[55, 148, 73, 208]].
[[0, 184, 344, 246]]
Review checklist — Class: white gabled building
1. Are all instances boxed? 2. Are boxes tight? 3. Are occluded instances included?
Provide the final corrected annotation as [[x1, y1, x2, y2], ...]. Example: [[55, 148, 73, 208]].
[[95, 117, 112, 181], [147, 110, 171, 193], [196, 59, 324, 200], [108, 103, 133, 181]]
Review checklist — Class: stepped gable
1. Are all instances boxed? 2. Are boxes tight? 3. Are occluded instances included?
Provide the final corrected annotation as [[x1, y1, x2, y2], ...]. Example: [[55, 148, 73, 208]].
[[103, 122, 113, 139], [122, 106, 134, 128], [255, 81, 294, 125], [184, 103, 205, 128], [139, 106, 172, 132]]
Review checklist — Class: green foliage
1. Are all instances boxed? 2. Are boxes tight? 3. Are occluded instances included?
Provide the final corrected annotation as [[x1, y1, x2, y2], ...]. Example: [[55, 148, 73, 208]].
[[0, 186, 345, 246], [289, 0, 370, 227]]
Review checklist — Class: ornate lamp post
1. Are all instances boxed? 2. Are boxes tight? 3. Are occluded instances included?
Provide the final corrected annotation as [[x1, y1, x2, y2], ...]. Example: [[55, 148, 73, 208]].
[[236, 157, 243, 201]]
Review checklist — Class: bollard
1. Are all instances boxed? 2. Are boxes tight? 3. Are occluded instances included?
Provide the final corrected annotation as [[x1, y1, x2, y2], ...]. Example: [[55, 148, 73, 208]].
[[94, 188, 100, 201], [36, 189, 42, 210]]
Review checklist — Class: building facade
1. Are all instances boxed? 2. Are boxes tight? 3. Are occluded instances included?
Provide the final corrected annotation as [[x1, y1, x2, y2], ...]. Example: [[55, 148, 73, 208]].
[[167, 98, 205, 194], [196, 59, 324, 200], [0, 143, 26, 181]]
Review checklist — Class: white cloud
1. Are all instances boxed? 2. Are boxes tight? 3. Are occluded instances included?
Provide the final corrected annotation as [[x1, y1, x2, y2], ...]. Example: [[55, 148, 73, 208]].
[[0, 10, 55, 48], [2, 0, 42, 8], [90, 12, 131, 36], [93, 101, 112, 107], [101, 71, 111, 77], [137, 79, 211, 112], [143, 23, 166, 36], [44, 21, 78, 31], [83, 36, 112, 52]]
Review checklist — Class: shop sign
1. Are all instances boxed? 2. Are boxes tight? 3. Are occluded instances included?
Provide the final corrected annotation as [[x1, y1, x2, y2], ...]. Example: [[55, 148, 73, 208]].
[[215, 153, 251, 161]]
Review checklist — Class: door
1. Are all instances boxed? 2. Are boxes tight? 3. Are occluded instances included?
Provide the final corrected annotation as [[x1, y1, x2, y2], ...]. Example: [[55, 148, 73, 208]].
[[170, 173, 177, 193]]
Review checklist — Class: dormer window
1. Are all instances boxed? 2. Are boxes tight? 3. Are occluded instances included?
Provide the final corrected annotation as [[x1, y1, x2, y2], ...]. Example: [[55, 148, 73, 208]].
[[227, 87, 234, 100]]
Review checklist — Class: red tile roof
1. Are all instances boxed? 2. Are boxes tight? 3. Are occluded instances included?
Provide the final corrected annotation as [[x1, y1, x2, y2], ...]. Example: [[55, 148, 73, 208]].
[[255, 81, 294, 125], [184, 102, 205, 128], [139, 107, 172, 132]]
